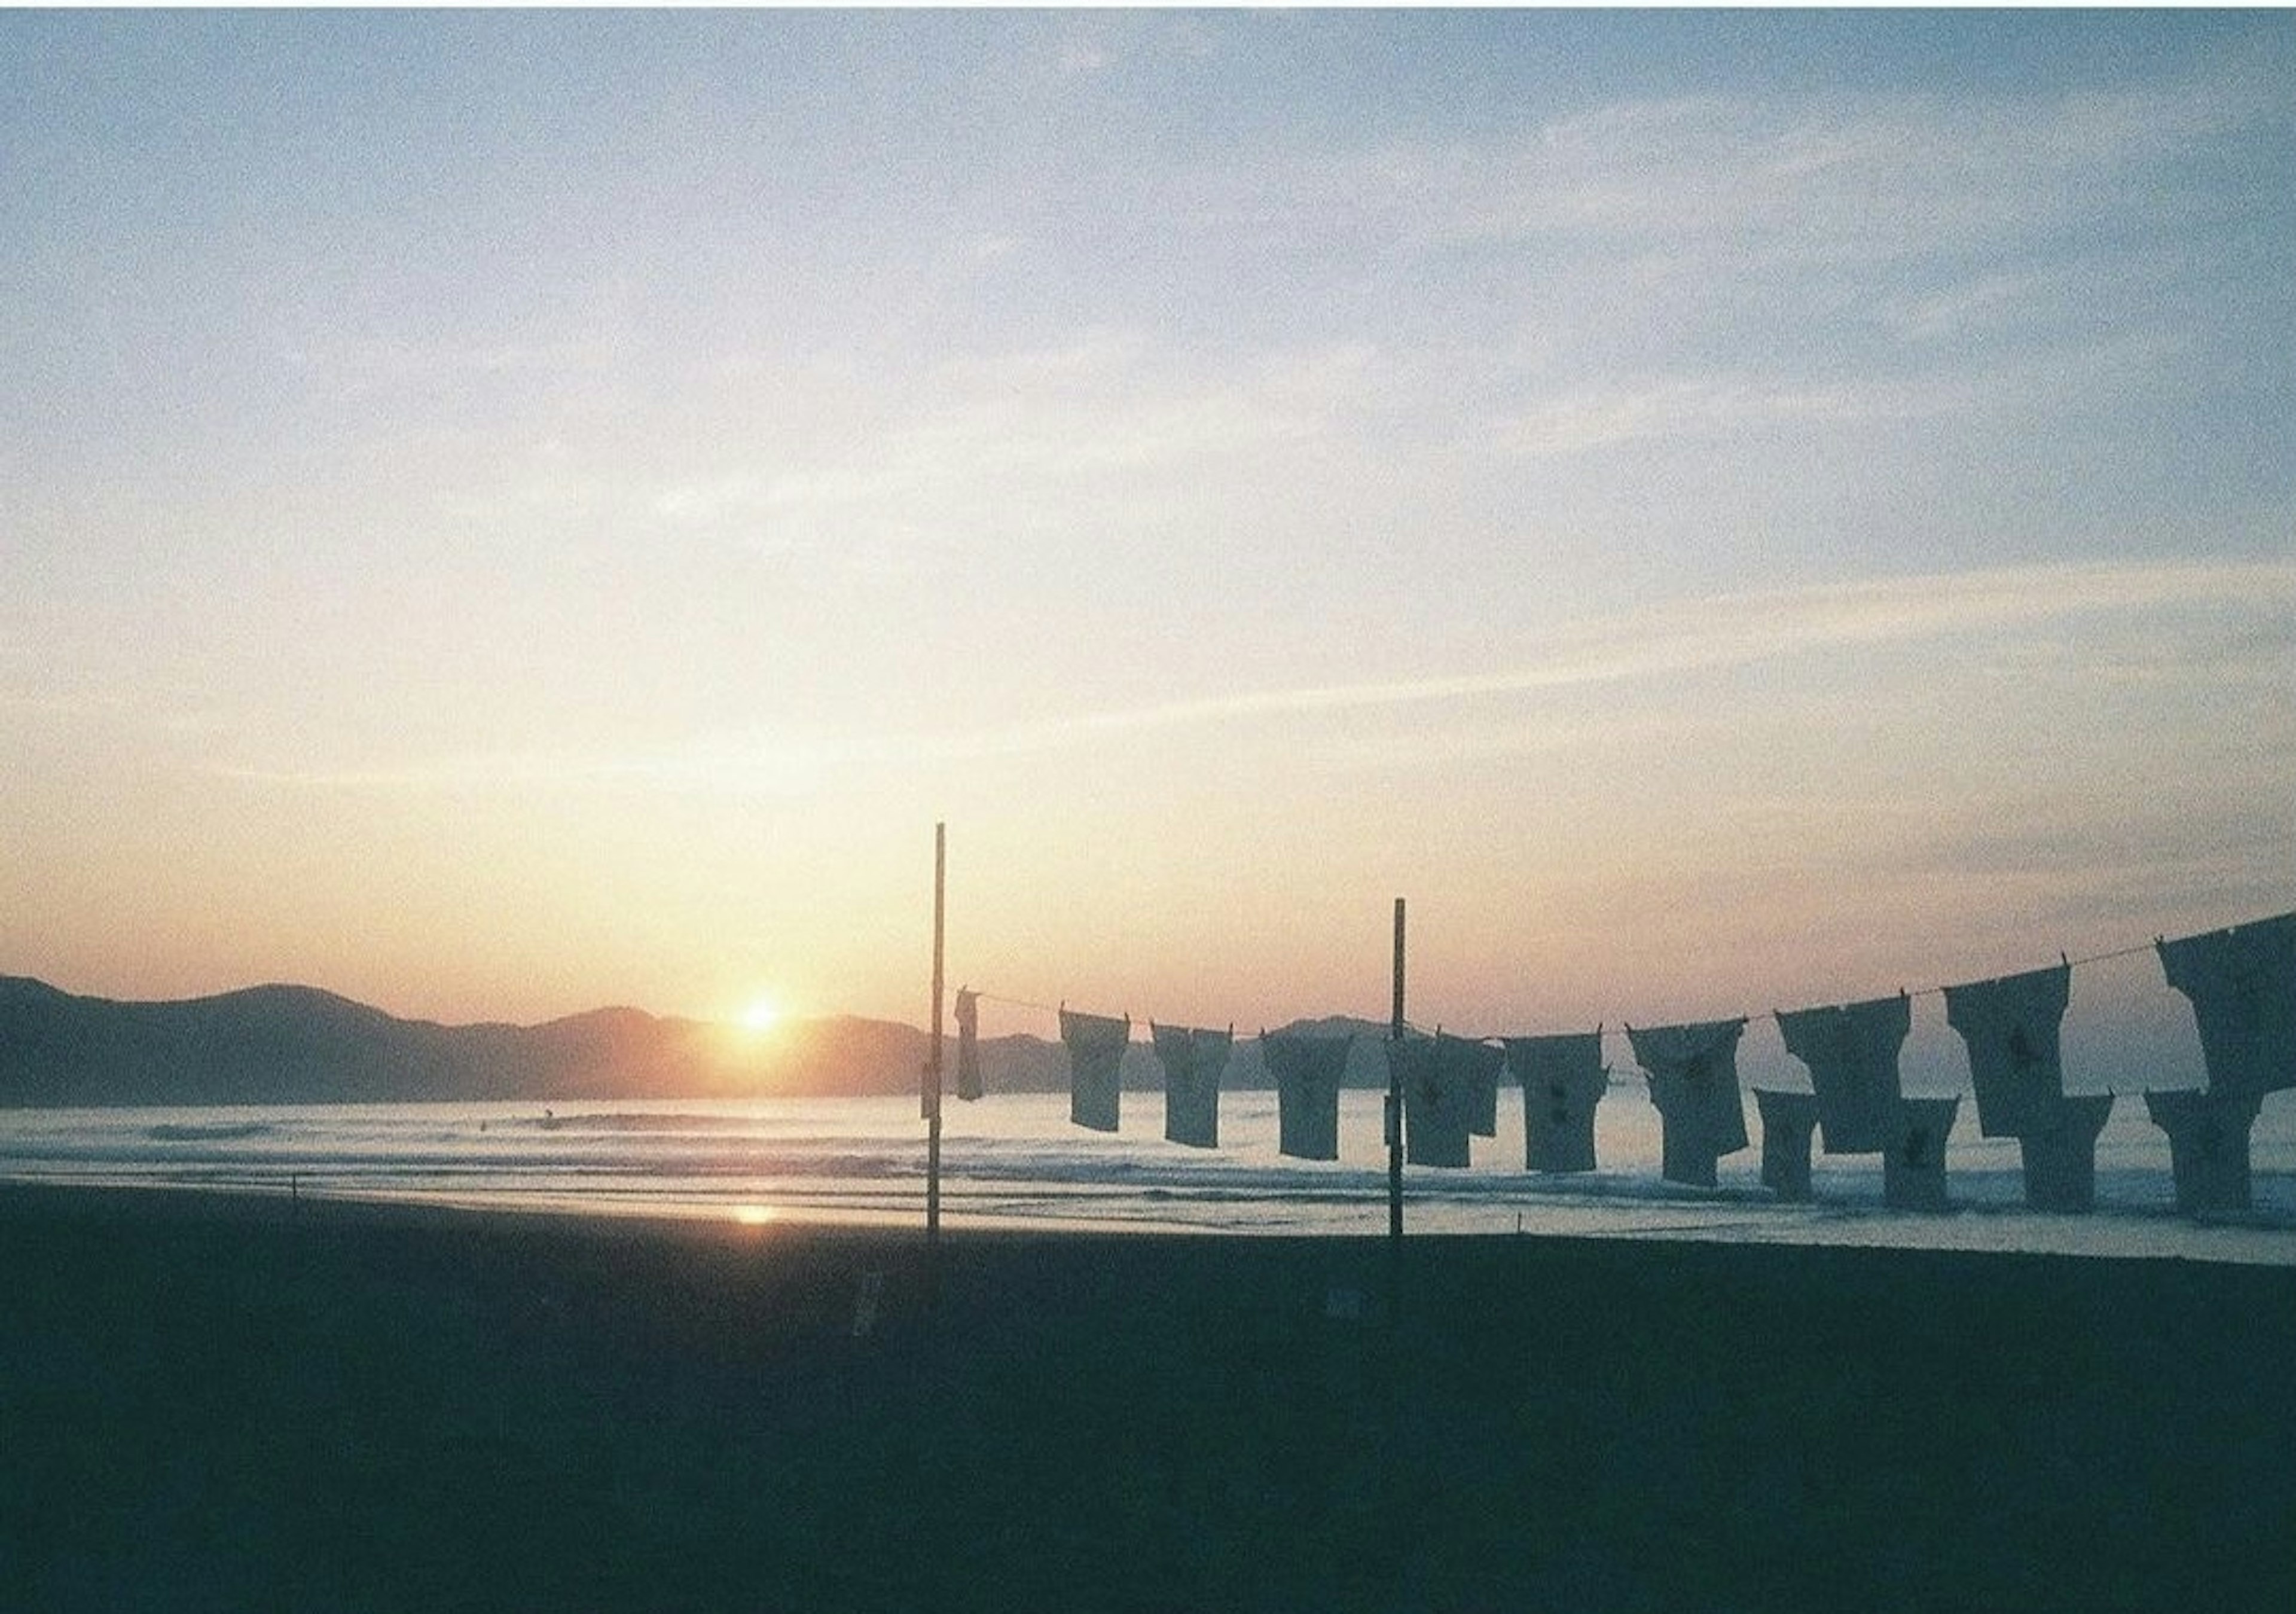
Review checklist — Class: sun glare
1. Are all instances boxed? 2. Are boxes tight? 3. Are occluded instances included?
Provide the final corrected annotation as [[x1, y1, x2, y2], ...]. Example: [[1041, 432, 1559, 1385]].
[[738, 996, 783, 1035]]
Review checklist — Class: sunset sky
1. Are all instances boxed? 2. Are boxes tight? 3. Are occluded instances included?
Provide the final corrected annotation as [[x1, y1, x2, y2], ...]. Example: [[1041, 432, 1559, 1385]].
[[5, 9, 2292, 1055]]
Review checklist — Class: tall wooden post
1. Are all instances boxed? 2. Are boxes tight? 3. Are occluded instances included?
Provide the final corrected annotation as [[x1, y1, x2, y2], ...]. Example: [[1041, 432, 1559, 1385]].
[[1388, 896, 1406, 1247], [926, 822, 945, 1268]]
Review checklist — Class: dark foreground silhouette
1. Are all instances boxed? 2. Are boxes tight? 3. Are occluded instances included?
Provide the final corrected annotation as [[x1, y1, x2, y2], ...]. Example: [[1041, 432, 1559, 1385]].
[[2, 1186, 2291, 1613]]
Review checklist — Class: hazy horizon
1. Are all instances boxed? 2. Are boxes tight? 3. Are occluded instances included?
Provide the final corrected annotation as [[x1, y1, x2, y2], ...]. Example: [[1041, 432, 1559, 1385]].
[[5, 10, 2291, 1041]]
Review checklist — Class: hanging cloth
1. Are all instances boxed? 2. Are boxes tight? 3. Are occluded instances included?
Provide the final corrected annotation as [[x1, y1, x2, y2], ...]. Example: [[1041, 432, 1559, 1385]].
[[1626, 1019, 1750, 1188], [1776, 993, 1909, 1154], [954, 987, 983, 1102], [1060, 1008, 1131, 1134], [2143, 1088, 2261, 1216], [2157, 911, 2296, 1100], [1263, 1030, 1350, 1162], [1445, 1032, 1504, 1138], [1881, 1097, 1958, 1212], [1150, 1023, 1231, 1149], [2017, 1093, 2113, 1213], [1753, 1089, 1818, 1201], [1394, 1037, 1469, 1168], [1503, 1032, 1607, 1173], [1941, 962, 2072, 1139]]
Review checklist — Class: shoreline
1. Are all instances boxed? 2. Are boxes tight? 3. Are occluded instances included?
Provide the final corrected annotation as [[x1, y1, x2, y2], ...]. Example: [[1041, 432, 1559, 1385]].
[[7, 1167, 2294, 1268]]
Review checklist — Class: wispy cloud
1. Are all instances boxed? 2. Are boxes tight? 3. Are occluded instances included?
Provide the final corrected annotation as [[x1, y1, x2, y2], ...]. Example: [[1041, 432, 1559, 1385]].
[[918, 557, 2296, 745], [1494, 373, 1976, 456], [223, 557, 2295, 794], [282, 334, 631, 401], [1132, 62, 2289, 473], [1400, 76, 2285, 265], [640, 328, 1366, 563]]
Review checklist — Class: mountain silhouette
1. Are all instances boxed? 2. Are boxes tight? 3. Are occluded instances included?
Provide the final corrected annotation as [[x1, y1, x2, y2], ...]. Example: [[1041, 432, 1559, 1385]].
[[1, 978, 1396, 1106]]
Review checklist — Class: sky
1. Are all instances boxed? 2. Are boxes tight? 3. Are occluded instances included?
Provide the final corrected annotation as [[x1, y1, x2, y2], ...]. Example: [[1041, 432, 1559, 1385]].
[[4, 8, 2293, 1064]]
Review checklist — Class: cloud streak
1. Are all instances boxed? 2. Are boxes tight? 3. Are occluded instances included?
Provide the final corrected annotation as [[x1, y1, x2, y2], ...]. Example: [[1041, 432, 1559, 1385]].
[[223, 557, 2295, 794], [928, 556, 2295, 746]]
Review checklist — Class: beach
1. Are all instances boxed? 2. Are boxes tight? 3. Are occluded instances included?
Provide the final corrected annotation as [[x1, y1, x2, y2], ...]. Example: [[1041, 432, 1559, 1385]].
[[3, 1183, 2291, 1613]]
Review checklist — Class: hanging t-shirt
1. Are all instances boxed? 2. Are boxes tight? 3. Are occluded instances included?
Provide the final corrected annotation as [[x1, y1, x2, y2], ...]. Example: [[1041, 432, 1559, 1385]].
[[1776, 993, 1909, 1154], [1060, 1008, 1130, 1134], [2017, 1093, 2113, 1213], [1753, 1088, 1818, 1201], [1627, 1020, 1750, 1188], [1150, 1023, 1230, 1150], [1942, 963, 2072, 1139], [2157, 912, 2296, 1100], [1880, 1097, 1958, 1212], [2143, 1088, 2261, 1216], [1445, 1032, 1503, 1138], [1263, 1030, 1350, 1162], [1503, 1032, 1607, 1173], [1394, 1037, 1470, 1168]]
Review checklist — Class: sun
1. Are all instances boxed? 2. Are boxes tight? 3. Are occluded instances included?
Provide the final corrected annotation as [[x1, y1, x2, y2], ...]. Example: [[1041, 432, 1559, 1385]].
[[738, 996, 783, 1035]]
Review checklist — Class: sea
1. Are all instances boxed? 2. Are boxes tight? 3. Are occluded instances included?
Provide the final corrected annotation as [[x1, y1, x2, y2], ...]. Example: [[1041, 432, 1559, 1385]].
[[4, 1086, 2292, 1266]]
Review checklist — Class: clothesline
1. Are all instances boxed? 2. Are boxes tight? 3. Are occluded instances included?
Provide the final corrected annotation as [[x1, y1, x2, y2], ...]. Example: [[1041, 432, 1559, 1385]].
[[954, 917, 2273, 1052], [939, 911, 2293, 1218], [969, 989, 1063, 1017]]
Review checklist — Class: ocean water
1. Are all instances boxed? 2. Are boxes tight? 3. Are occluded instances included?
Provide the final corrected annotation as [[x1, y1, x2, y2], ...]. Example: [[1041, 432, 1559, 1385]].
[[3, 1085, 2292, 1265]]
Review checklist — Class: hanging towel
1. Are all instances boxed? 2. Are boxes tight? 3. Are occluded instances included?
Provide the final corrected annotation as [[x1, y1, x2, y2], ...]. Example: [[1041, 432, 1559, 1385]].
[[1150, 1023, 1231, 1149], [2157, 912, 2296, 1100], [1503, 1032, 1608, 1173], [1942, 963, 2072, 1139], [954, 988, 983, 1102], [1060, 1008, 1131, 1134], [1263, 1030, 1350, 1162], [1627, 1020, 1750, 1188], [1776, 993, 1909, 1154]]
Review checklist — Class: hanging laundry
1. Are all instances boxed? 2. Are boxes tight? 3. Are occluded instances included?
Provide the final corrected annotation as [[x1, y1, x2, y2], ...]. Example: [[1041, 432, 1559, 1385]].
[[1753, 1089, 1818, 1202], [2157, 912, 2296, 1100], [1941, 963, 2072, 1139], [2144, 1089, 2261, 1218], [1503, 1032, 1607, 1173], [1438, 1031, 1506, 1145], [1394, 1037, 1471, 1168], [1880, 1097, 1958, 1212], [2017, 1094, 2114, 1214], [1263, 1030, 1350, 1161], [1060, 1008, 1131, 1134], [953, 987, 983, 1102], [1446, 1032, 1503, 1137], [1626, 1020, 1749, 1188], [1775, 993, 1909, 1154], [1150, 1023, 1231, 1150]]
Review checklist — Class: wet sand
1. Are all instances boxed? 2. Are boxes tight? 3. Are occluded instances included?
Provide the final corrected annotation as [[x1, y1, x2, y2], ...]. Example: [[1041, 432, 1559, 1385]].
[[3, 1183, 2291, 1612]]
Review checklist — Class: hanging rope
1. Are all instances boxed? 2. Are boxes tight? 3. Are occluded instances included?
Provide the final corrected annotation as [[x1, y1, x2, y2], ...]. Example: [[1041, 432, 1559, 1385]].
[[969, 988, 1063, 1018]]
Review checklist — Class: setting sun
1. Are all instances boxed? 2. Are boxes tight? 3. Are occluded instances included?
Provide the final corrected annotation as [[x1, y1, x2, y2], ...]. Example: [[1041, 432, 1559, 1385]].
[[738, 996, 783, 1035]]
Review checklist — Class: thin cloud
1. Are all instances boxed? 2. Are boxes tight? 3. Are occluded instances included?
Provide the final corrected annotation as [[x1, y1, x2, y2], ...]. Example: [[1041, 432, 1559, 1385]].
[[936, 558, 2296, 749], [224, 557, 2295, 794], [1495, 374, 1976, 456]]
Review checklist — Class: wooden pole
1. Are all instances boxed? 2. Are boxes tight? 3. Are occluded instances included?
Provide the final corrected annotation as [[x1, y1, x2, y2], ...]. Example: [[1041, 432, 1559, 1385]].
[[926, 822, 945, 1268], [1388, 896, 1405, 1247]]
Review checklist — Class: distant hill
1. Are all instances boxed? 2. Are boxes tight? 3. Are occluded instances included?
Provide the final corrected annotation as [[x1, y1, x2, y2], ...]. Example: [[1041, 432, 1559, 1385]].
[[0, 978, 1402, 1106]]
